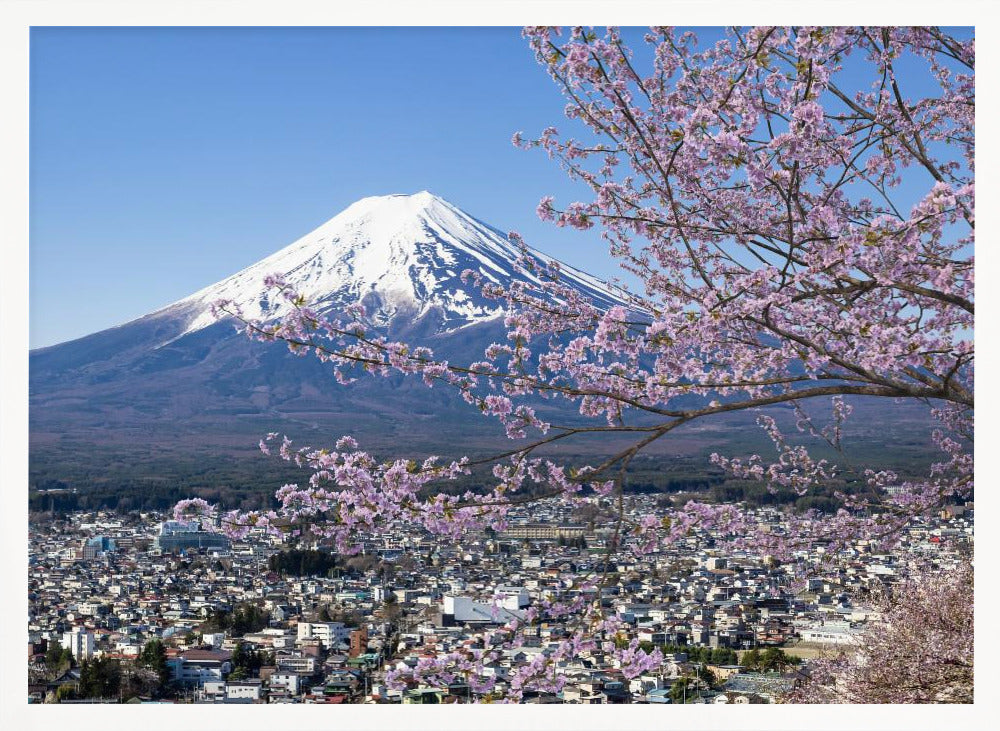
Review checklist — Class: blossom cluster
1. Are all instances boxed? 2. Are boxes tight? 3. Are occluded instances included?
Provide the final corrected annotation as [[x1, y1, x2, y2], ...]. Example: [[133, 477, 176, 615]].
[[174, 26, 973, 700]]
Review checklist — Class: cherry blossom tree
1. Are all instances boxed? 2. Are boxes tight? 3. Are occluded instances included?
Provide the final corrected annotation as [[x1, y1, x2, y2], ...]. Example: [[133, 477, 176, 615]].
[[174, 26, 973, 701], [784, 561, 973, 703]]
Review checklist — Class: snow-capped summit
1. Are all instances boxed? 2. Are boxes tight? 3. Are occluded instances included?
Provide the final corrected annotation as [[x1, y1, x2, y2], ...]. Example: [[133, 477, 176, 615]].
[[172, 191, 621, 337], [30, 191, 629, 459]]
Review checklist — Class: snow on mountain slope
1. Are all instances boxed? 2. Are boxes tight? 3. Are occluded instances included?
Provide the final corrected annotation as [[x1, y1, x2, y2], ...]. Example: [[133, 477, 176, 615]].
[[170, 191, 624, 338]]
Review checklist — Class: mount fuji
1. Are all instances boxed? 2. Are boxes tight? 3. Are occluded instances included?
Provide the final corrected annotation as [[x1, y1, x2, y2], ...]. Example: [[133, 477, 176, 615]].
[[29, 192, 631, 471], [174, 190, 621, 337], [30, 191, 936, 497]]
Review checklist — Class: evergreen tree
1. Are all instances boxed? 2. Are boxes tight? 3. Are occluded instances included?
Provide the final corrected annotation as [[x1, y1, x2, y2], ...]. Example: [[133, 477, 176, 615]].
[[139, 639, 170, 686], [78, 657, 122, 699]]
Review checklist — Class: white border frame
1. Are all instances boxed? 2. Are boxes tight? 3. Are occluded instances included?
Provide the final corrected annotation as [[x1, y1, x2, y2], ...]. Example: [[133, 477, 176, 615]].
[[2, 2, 994, 729]]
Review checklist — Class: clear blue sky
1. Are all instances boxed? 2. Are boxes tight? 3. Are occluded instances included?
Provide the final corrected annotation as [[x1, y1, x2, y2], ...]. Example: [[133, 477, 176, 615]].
[[29, 25, 966, 349], [31, 26, 651, 349]]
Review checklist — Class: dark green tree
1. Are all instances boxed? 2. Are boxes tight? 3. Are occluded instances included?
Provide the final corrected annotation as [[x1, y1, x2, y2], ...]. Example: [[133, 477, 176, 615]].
[[230, 641, 265, 678], [45, 643, 73, 673], [758, 646, 800, 672], [710, 647, 738, 665], [78, 657, 122, 699], [139, 639, 170, 686]]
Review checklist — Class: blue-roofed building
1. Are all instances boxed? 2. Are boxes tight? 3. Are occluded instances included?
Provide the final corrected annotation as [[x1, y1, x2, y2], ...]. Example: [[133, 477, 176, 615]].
[[646, 688, 672, 704]]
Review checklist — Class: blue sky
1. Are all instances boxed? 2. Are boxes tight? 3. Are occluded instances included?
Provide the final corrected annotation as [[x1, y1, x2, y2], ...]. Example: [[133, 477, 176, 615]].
[[31, 26, 648, 349], [29, 25, 968, 349]]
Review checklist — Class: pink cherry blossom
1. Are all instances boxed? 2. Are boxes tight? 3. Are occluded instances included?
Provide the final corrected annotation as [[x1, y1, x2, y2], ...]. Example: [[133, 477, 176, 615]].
[[174, 26, 973, 701]]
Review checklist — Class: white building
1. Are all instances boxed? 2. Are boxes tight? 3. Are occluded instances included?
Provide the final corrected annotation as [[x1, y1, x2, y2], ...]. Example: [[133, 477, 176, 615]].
[[226, 680, 263, 701], [296, 621, 352, 649], [797, 619, 862, 645], [62, 627, 95, 661], [168, 650, 233, 687], [201, 632, 226, 648], [269, 672, 304, 695], [493, 585, 531, 610], [441, 591, 528, 626]]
